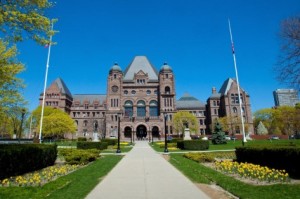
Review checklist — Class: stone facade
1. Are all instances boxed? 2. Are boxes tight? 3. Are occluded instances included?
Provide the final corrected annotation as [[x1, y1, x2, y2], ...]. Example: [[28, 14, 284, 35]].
[[39, 56, 253, 140]]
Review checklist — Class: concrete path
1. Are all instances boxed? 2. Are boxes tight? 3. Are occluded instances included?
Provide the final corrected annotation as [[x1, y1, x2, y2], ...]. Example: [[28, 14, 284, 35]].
[[85, 141, 210, 199]]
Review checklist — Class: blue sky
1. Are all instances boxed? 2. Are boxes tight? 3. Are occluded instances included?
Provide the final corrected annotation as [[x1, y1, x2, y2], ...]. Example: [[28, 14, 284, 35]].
[[17, 0, 300, 112]]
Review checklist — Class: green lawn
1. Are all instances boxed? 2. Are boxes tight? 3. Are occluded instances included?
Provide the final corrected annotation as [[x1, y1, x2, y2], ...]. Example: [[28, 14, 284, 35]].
[[0, 155, 122, 199], [101, 145, 134, 153], [151, 139, 300, 152], [170, 154, 300, 199]]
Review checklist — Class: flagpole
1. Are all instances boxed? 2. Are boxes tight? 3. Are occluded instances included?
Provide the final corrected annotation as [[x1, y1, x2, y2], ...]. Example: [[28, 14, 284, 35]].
[[39, 22, 54, 143], [228, 19, 247, 144]]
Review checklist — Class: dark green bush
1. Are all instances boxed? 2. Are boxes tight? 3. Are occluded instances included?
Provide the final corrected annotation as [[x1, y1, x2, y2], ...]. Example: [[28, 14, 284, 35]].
[[77, 141, 108, 150], [183, 140, 209, 150], [170, 138, 183, 143], [236, 146, 300, 179], [59, 149, 100, 165], [177, 140, 184, 149], [0, 144, 57, 180], [101, 138, 117, 146], [77, 137, 87, 141]]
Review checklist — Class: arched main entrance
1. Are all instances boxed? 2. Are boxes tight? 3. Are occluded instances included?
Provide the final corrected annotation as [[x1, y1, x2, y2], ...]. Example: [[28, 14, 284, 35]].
[[136, 125, 147, 140]]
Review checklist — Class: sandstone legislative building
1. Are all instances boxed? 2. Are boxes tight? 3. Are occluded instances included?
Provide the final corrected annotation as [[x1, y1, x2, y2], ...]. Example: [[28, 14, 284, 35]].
[[40, 56, 253, 140]]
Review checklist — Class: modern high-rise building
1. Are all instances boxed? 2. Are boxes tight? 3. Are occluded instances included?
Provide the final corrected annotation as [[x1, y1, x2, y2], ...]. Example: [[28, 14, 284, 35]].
[[273, 89, 299, 107], [39, 56, 253, 139]]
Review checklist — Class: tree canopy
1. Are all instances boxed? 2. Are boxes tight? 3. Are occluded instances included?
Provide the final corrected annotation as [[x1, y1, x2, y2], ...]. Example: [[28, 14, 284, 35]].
[[0, 40, 25, 113], [275, 16, 300, 90], [31, 106, 76, 138], [0, 0, 56, 45], [254, 106, 300, 135], [172, 111, 199, 135]]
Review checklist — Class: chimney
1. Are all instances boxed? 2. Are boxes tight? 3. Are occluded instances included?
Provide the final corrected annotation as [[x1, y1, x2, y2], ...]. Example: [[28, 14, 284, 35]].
[[212, 87, 216, 94]]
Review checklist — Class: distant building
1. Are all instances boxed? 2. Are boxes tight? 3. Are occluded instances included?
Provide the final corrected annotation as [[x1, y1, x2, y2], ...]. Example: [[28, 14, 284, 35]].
[[39, 56, 253, 139], [273, 89, 299, 107]]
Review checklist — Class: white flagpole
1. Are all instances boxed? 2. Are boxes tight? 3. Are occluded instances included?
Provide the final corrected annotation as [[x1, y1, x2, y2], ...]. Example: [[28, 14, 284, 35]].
[[39, 22, 54, 143], [228, 19, 247, 143]]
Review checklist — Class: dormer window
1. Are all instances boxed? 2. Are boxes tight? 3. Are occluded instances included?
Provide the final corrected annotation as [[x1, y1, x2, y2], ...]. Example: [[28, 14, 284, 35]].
[[137, 79, 145, 84]]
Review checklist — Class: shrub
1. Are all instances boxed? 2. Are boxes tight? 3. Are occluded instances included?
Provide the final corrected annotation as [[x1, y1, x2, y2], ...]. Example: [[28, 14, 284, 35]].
[[183, 140, 209, 150], [59, 149, 100, 165], [184, 153, 214, 162], [77, 141, 108, 150], [177, 140, 184, 149], [101, 138, 117, 146], [77, 137, 87, 141], [0, 144, 57, 180], [236, 146, 300, 179]]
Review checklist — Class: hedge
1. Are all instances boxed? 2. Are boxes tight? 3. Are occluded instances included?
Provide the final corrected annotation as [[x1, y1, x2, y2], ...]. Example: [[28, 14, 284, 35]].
[[59, 149, 100, 165], [176, 140, 209, 150], [236, 146, 300, 179], [101, 138, 117, 146], [0, 144, 57, 180], [77, 137, 87, 141], [77, 141, 108, 150]]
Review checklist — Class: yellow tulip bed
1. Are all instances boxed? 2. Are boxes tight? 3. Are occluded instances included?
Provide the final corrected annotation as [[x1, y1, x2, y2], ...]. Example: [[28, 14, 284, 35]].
[[215, 160, 289, 183], [0, 164, 79, 187]]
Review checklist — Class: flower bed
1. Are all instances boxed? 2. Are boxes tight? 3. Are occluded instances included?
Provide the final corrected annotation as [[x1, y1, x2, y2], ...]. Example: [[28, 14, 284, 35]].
[[215, 160, 289, 183], [0, 164, 79, 187]]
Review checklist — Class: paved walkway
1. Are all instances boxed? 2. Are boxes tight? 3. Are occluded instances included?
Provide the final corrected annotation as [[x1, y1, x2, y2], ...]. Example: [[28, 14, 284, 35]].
[[85, 141, 210, 199]]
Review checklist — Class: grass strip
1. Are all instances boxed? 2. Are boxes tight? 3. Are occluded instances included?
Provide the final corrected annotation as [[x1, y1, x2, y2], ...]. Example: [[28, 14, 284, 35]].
[[170, 154, 300, 199], [0, 155, 122, 199]]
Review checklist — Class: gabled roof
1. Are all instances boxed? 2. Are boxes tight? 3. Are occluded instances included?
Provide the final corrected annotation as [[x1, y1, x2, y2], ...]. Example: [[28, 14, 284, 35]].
[[123, 56, 158, 80], [176, 93, 206, 109], [73, 94, 106, 105], [53, 78, 72, 98], [219, 78, 235, 95]]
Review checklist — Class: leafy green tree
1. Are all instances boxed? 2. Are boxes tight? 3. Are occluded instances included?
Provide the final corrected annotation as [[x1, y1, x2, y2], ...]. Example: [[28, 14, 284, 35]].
[[256, 121, 268, 135], [31, 106, 76, 138], [253, 108, 276, 133], [0, 40, 25, 112], [212, 122, 227, 145], [218, 115, 249, 135], [0, 0, 56, 45], [172, 111, 199, 136]]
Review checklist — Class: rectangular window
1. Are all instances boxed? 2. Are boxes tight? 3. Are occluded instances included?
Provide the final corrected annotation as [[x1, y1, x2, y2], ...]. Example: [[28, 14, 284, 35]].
[[137, 107, 146, 117], [150, 107, 158, 116]]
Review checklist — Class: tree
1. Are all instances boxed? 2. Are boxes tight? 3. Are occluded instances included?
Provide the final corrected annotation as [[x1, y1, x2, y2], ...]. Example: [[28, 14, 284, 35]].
[[218, 115, 249, 135], [0, 40, 25, 113], [31, 106, 76, 138], [0, 0, 56, 45], [212, 122, 227, 145], [172, 111, 199, 136], [275, 16, 300, 90], [256, 121, 268, 135], [253, 108, 276, 133]]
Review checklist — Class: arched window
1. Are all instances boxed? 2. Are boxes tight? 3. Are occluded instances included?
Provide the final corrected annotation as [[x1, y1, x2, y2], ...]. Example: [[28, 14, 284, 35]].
[[165, 86, 170, 94], [233, 107, 238, 113], [149, 100, 158, 116], [137, 100, 146, 117], [124, 100, 133, 117]]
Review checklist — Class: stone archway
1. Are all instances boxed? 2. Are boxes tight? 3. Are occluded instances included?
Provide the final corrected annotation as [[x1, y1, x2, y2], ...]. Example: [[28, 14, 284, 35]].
[[152, 126, 159, 137], [124, 126, 132, 138], [136, 125, 147, 140]]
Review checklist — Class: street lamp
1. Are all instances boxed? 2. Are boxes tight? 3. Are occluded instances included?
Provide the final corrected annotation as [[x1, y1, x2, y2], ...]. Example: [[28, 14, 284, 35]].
[[116, 113, 121, 154], [18, 108, 26, 143], [164, 113, 169, 153]]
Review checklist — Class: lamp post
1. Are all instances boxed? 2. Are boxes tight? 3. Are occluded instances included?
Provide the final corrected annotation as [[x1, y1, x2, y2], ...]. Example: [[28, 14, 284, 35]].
[[116, 113, 121, 153], [164, 113, 168, 153], [18, 108, 26, 143], [130, 126, 133, 145]]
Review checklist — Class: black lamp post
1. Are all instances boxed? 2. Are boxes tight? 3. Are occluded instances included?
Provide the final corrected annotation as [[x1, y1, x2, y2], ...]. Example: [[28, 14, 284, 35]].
[[116, 113, 121, 153], [130, 126, 133, 145], [164, 113, 168, 153], [18, 108, 26, 143]]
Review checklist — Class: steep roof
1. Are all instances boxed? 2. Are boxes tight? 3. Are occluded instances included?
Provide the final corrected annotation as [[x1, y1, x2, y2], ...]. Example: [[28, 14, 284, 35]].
[[123, 56, 158, 80], [176, 93, 206, 109], [219, 78, 235, 95], [53, 78, 72, 98], [73, 94, 106, 104]]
